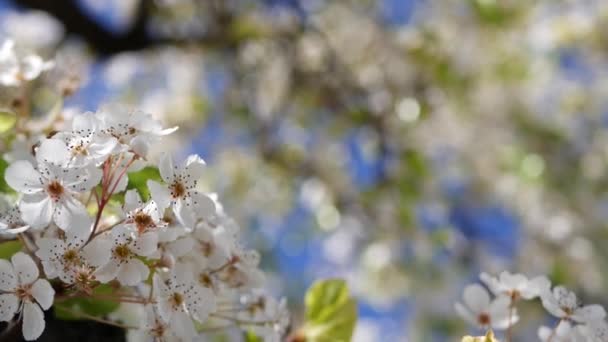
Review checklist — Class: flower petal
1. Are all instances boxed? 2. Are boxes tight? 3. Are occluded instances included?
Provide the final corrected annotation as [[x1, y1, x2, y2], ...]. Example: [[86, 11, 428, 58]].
[[53, 196, 89, 231], [158, 153, 174, 183], [20, 194, 53, 229], [5, 160, 43, 194], [124, 189, 142, 213], [463, 284, 490, 314], [36, 138, 69, 166], [573, 304, 607, 323], [174, 199, 194, 229], [22, 302, 45, 341], [170, 311, 196, 340], [0, 293, 18, 321], [191, 192, 216, 220], [11, 252, 38, 285], [82, 237, 111, 267], [116, 259, 149, 286], [31, 279, 54, 310], [183, 155, 206, 182], [132, 232, 158, 257], [94, 261, 119, 283], [148, 180, 170, 212], [0, 259, 17, 291]]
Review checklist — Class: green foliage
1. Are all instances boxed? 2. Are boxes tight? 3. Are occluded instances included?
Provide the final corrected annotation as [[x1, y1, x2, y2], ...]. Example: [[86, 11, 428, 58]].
[[244, 331, 263, 342], [300, 279, 357, 342], [127, 167, 162, 200], [0, 158, 14, 194], [0, 240, 22, 259], [54, 284, 120, 320], [0, 109, 17, 133]]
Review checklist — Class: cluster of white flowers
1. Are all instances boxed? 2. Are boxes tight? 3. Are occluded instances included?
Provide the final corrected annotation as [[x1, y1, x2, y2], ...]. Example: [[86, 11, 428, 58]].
[[0, 39, 288, 341], [457, 271, 608, 341]]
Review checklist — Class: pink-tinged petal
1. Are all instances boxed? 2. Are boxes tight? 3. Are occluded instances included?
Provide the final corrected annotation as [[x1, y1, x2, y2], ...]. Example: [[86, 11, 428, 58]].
[[31, 279, 54, 310], [82, 238, 111, 267], [463, 284, 490, 314], [22, 302, 45, 341], [20, 194, 53, 229], [94, 261, 119, 283], [0, 259, 16, 291], [148, 180, 170, 212], [158, 153, 174, 183], [11, 252, 38, 285], [116, 259, 149, 286], [53, 196, 89, 231], [132, 232, 158, 257], [0, 293, 18, 321], [35, 139, 70, 166], [5, 160, 43, 194]]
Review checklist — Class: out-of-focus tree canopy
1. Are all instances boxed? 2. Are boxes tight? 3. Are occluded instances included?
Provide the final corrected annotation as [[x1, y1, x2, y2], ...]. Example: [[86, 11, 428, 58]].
[[4, 0, 608, 340]]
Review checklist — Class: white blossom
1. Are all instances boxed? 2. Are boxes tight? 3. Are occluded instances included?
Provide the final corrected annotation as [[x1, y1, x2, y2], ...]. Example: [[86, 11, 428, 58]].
[[455, 284, 517, 330], [97, 105, 177, 157], [53, 112, 118, 167], [35, 222, 110, 283], [480, 271, 550, 301], [0, 205, 30, 235], [153, 265, 216, 340], [5, 139, 101, 230], [541, 286, 606, 323], [0, 252, 54, 341], [94, 225, 158, 285], [0, 39, 53, 87], [123, 189, 167, 235], [148, 153, 215, 228]]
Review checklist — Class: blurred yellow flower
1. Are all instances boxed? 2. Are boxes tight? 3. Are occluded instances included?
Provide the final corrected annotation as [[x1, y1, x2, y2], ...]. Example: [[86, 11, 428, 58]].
[[461, 330, 499, 342]]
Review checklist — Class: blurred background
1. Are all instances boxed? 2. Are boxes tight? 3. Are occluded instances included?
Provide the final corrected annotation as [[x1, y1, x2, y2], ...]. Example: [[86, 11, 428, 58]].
[[2, 0, 608, 340]]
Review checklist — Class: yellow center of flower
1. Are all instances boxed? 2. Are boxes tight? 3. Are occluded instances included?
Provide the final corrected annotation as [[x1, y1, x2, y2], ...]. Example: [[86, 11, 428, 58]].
[[113, 244, 131, 260], [170, 292, 184, 307], [62, 249, 80, 265]]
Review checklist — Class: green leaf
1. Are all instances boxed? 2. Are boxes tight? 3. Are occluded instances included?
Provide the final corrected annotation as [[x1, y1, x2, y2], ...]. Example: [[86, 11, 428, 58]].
[[127, 167, 162, 200], [0, 158, 14, 194], [54, 284, 120, 320], [0, 109, 16, 133], [0, 240, 22, 259], [244, 331, 263, 342], [301, 279, 357, 342]]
